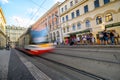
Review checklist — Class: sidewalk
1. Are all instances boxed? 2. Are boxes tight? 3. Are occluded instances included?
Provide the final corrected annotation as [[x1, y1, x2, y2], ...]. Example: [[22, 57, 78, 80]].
[[0, 49, 51, 80], [0, 49, 10, 80], [56, 44, 120, 48]]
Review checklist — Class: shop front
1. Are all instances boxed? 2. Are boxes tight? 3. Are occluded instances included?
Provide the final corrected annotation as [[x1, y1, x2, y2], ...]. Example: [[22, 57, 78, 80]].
[[63, 29, 91, 45]]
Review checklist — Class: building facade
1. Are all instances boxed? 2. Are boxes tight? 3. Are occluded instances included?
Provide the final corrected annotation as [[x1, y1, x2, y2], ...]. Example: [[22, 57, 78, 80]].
[[6, 25, 27, 47], [60, 0, 120, 43], [32, 2, 62, 43], [0, 7, 6, 48]]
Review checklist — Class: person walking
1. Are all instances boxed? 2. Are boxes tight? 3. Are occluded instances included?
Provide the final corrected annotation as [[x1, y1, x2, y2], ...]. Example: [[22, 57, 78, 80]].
[[99, 32, 104, 45], [103, 29, 108, 45], [113, 30, 119, 45], [110, 30, 115, 45]]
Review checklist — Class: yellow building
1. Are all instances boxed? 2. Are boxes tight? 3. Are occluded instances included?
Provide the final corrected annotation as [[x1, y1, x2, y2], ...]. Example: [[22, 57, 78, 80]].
[[0, 7, 6, 48], [60, 0, 120, 43]]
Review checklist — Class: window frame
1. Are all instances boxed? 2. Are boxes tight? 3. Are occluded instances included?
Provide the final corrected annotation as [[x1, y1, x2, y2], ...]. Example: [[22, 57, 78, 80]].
[[72, 24, 76, 31], [94, 0, 100, 8], [86, 20, 90, 27], [70, 1, 73, 7], [105, 13, 113, 22], [96, 16, 102, 24], [66, 15, 68, 21], [71, 12, 75, 19], [104, 0, 110, 4], [84, 5, 88, 13], [76, 9, 80, 17], [77, 23, 81, 29]]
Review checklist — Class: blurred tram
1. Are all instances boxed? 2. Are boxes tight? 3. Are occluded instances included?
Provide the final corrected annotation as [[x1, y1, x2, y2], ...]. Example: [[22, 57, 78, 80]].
[[16, 26, 54, 56]]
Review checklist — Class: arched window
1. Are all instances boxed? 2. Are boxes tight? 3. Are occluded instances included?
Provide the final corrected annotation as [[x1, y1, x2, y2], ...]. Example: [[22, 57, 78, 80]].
[[105, 13, 113, 22], [77, 23, 81, 29], [96, 16, 102, 24], [86, 20, 90, 27]]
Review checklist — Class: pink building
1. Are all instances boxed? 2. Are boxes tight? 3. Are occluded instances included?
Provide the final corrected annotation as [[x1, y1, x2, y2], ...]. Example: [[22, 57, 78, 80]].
[[32, 2, 61, 43]]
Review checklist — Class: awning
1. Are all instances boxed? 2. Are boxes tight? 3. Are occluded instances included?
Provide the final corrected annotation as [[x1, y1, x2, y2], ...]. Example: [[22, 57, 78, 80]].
[[63, 34, 70, 37], [67, 29, 91, 35], [105, 22, 120, 28]]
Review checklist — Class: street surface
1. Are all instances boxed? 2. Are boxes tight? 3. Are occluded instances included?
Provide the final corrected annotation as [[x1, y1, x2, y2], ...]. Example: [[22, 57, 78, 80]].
[[0, 46, 120, 80]]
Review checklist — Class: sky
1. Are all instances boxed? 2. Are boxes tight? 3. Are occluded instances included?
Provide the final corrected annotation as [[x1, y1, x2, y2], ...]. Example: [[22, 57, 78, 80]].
[[0, 0, 64, 28]]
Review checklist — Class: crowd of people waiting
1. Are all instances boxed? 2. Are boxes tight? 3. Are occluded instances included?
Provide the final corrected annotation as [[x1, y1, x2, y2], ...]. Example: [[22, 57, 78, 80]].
[[64, 29, 119, 45], [64, 33, 96, 45], [99, 29, 119, 45]]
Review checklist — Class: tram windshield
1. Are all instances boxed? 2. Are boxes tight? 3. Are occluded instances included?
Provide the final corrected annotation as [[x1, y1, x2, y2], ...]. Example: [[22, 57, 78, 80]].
[[30, 26, 49, 44]]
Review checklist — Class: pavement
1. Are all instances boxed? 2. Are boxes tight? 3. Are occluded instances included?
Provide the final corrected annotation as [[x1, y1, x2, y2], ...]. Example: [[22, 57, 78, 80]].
[[0, 49, 10, 80], [56, 44, 120, 48], [0, 49, 51, 80]]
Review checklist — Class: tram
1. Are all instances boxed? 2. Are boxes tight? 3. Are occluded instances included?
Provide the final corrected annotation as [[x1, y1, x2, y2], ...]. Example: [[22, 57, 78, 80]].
[[16, 26, 54, 56]]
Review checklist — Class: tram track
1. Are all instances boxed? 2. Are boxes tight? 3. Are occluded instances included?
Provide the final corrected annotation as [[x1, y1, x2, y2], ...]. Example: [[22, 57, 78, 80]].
[[37, 56, 109, 80], [15, 49, 109, 80], [49, 52, 120, 64], [55, 48, 120, 53], [15, 49, 120, 80]]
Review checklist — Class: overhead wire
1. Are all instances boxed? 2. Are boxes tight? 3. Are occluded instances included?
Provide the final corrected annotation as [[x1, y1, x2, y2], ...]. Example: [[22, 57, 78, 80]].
[[25, 0, 47, 27]]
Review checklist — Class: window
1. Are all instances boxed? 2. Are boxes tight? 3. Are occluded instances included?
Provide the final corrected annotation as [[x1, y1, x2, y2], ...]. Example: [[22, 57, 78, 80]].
[[57, 31, 59, 37], [94, 0, 100, 8], [77, 23, 81, 29], [72, 24, 76, 31], [96, 16, 102, 24], [71, 12, 75, 19], [105, 13, 113, 22], [86, 20, 90, 27], [62, 17, 65, 22], [76, 9, 80, 17], [50, 24, 52, 30], [75, 0, 78, 3], [84, 5, 88, 13], [70, 1, 73, 7], [53, 32, 56, 41], [61, 8, 63, 12], [48, 16, 51, 21], [55, 18, 58, 25], [65, 5, 67, 10], [67, 27, 69, 32], [63, 28, 65, 33], [50, 33, 52, 40], [104, 0, 110, 4], [52, 14, 54, 19], [66, 15, 68, 21], [52, 21, 54, 26]]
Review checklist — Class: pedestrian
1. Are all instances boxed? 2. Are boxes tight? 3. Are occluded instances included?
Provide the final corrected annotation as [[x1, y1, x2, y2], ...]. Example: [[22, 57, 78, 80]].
[[113, 30, 119, 45], [99, 32, 104, 45], [103, 29, 108, 45], [65, 38, 69, 45], [109, 30, 115, 45], [82, 34, 87, 45]]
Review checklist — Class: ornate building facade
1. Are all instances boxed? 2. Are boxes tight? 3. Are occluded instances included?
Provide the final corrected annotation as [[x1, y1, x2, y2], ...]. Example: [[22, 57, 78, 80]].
[[60, 0, 120, 43]]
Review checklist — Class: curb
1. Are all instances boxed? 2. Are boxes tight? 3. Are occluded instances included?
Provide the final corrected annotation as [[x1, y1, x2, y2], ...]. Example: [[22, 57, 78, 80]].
[[55, 45, 120, 48]]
